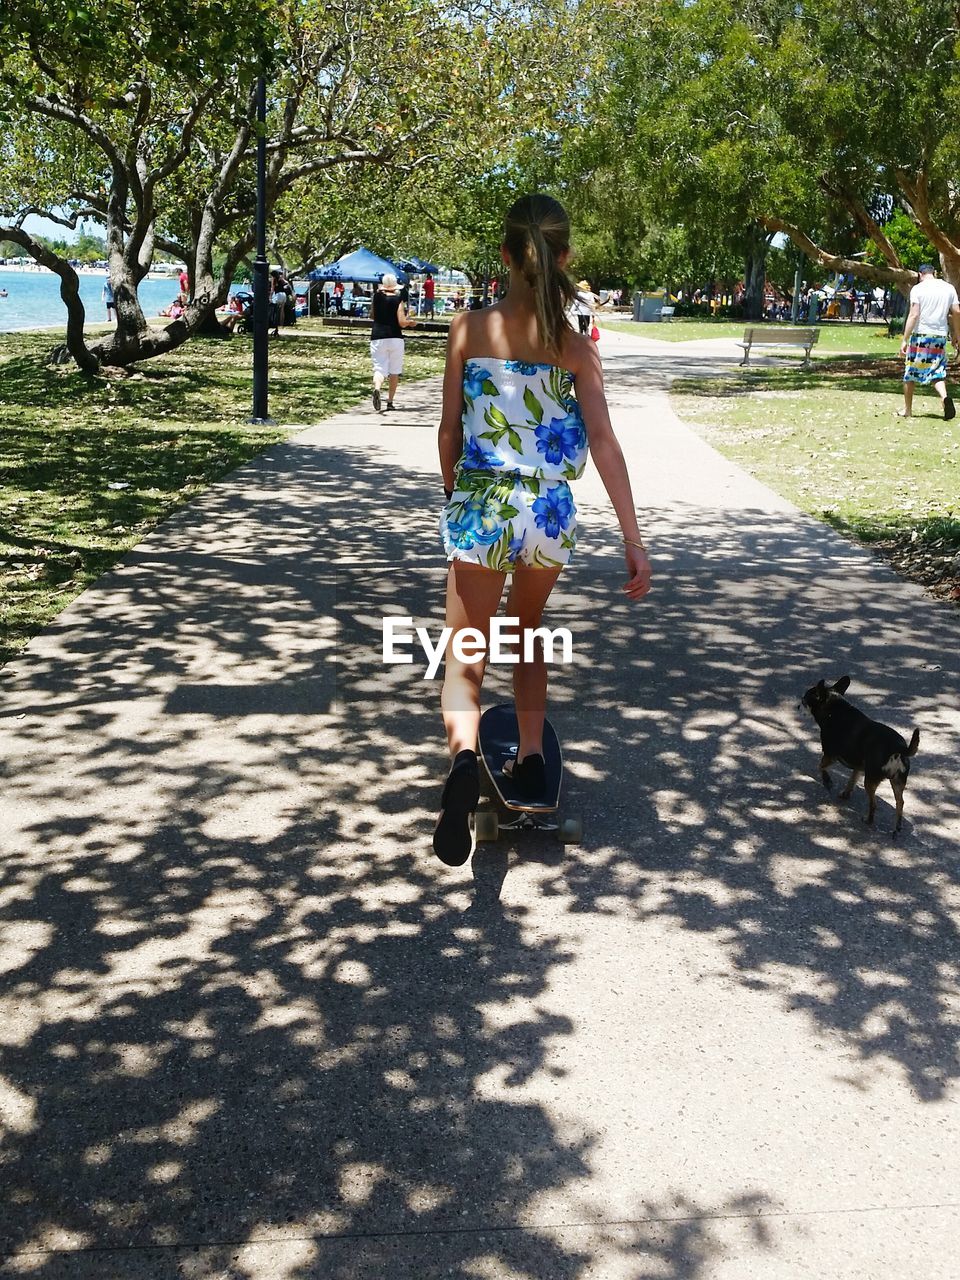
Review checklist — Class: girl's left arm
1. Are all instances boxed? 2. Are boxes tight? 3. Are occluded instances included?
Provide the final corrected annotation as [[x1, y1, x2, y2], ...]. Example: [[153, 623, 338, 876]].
[[438, 313, 468, 492], [573, 339, 652, 601]]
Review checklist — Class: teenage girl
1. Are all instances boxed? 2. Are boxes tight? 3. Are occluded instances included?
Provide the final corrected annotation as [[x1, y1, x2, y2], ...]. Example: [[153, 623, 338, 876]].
[[432, 193, 651, 865]]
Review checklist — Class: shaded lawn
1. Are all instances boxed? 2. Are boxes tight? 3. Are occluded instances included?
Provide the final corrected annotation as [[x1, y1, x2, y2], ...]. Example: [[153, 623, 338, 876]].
[[600, 317, 900, 355], [0, 329, 444, 663], [671, 361, 960, 602]]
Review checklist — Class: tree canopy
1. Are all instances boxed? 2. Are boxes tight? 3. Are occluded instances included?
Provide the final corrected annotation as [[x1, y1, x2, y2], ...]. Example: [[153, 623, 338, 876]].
[[8, 0, 960, 356], [584, 0, 960, 294], [0, 0, 576, 368]]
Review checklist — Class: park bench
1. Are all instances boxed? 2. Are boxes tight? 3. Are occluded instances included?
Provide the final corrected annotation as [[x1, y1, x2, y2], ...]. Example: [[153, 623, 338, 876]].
[[320, 315, 448, 339], [738, 325, 819, 368], [660, 305, 675, 320]]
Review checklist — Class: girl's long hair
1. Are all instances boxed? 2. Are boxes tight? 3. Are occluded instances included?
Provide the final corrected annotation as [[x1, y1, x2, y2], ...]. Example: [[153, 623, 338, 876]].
[[503, 194, 577, 356]]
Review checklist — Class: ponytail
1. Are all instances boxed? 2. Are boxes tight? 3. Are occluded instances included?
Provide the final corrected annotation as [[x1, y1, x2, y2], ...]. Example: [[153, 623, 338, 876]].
[[503, 194, 577, 356]]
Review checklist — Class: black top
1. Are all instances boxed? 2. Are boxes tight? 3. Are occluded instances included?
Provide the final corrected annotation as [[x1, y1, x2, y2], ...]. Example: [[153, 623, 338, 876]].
[[371, 291, 404, 339]]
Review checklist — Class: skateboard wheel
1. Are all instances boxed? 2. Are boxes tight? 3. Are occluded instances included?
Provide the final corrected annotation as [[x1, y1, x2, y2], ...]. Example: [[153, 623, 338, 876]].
[[558, 815, 582, 844], [474, 809, 499, 842]]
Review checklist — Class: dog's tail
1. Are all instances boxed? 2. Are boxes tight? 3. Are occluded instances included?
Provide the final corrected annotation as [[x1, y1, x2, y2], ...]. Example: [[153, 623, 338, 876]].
[[907, 728, 920, 757]]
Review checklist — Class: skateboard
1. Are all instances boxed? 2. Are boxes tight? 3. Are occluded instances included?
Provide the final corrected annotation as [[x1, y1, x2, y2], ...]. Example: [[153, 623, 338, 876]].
[[475, 703, 582, 844]]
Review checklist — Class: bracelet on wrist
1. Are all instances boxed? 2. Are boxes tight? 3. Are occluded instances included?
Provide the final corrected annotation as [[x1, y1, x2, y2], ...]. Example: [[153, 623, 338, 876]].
[[623, 537, 646, 550]]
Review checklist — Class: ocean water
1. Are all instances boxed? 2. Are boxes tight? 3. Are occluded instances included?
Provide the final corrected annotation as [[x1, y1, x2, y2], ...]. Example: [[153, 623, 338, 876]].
[[0, 268, 193, 333]]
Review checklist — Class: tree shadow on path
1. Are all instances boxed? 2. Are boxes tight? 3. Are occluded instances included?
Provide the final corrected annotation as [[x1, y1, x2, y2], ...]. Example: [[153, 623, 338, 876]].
[[1, 412, 957, 1276]]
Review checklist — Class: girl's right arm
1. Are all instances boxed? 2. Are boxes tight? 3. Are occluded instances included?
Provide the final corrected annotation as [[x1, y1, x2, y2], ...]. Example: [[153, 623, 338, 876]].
[[438, 312, 468, 493], [571, 336, 652, 602]]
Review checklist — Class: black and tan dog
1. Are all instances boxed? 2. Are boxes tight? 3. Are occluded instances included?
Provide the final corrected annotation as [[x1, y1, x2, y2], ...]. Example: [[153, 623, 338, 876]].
[[801, 676, 920, 833]]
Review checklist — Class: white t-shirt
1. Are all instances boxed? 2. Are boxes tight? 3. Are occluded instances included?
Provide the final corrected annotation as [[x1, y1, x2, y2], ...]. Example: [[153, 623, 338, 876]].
[[910, 276, 958, 336], [570, 290, 597, 317]]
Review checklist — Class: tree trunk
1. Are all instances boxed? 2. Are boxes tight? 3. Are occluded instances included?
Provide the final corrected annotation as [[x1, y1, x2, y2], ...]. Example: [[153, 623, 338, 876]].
[[0, 227, 100, 373], [742, 226, 769, 321], [938, 249, 960, 295], [88, 250, 235, 367]]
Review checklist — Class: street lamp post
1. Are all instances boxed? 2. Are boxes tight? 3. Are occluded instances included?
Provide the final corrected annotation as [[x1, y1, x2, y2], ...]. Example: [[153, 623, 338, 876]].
[[251, 74, 272, 424]]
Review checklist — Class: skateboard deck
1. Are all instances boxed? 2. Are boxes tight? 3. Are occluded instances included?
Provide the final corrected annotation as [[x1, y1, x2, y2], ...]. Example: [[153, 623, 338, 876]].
[[478, 703, 563, 832]]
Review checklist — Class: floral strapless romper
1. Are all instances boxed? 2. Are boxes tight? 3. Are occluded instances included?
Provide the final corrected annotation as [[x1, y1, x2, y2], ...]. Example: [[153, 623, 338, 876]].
[[439, 358, 588, 571]]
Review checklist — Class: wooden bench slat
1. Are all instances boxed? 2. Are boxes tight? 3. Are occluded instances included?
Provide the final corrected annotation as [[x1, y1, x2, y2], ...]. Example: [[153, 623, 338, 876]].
[[738, 326, 819, 367]]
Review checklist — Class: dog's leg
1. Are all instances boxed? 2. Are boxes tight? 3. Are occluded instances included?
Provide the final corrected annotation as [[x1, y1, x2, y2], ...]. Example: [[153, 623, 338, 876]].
[[890, 775, 906, 835], [839, 769, 861, 801], [819, 753, 835, 791], [863, 777, 878, 826]]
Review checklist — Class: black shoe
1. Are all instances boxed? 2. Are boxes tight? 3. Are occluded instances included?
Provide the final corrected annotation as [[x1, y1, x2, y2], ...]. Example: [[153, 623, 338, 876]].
[[503, 752, 546, 798], [433, 752, 480, 866], [385, 401, 395, 412], [944, 396, 955, 421], [372, 388, 381, 412]]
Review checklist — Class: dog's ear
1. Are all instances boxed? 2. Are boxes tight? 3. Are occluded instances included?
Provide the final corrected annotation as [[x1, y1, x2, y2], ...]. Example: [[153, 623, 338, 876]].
[[833, 675, 851, 695], [816, 679, 825, 691]]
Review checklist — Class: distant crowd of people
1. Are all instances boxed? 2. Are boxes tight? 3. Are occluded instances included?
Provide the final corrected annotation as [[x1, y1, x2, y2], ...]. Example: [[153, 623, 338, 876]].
[[683, 282, 899, 324], [97, 258, 629, 340]]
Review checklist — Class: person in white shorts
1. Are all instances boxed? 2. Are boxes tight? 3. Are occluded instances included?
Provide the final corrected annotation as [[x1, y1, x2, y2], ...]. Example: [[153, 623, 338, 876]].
[[370, 273, 415, 412]]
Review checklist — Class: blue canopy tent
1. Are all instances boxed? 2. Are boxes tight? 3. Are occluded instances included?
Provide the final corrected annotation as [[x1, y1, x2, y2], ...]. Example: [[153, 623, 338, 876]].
[[309, 246, 408, 284], [309, 247, 408, 317], [398, 255, 440, 275]]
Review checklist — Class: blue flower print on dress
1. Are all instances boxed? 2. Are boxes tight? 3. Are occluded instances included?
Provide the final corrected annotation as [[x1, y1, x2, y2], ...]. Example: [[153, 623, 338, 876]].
[[462, 434, 504, 471], [447, 495, 503, 547], [535, 412, 584, 466], [507, 527, 526, 560], [463, 362, 497, 403], [532, 484, 574, 539], [457, 357, 587, 483], [445, 521, 479, 551]]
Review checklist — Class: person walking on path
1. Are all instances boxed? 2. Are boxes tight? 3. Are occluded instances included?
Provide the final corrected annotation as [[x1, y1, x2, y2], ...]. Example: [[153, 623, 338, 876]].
[[571, 279, 597, 335], [370, 272, 415, 412], [102, 272, 115, 323], [900, 263, 960, 419], [432, 194, 652, 866]]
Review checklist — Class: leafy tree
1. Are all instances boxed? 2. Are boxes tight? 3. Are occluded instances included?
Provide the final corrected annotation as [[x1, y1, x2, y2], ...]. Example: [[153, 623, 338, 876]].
[[590, 0, 960, 300], [863, 208, 936, 274], [0, 0, 567, 370]]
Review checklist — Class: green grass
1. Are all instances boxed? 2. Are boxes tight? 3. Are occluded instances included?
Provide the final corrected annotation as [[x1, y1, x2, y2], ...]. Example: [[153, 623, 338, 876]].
[[0, 328, 445, 663], [600, 317, 898, 355], [671, 360, 960, 594]]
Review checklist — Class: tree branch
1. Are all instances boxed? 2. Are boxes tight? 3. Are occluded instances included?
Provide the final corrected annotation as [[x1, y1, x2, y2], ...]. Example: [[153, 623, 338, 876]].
[[897, 170, 960, 268], [275, 147, 395, 193], [13, 206, 102, 231], [17, 88, 128, 175], [819, 180, 902, 269], [0, 225, 97, 372], [760, 216, 917, 290]]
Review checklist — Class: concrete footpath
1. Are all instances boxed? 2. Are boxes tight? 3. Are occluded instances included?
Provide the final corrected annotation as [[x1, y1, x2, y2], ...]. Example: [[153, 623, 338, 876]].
[[1, 331, 958, 1278]]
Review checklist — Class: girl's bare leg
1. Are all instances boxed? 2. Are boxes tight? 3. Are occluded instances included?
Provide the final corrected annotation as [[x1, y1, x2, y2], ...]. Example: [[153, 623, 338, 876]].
[[387, 373, 400, 404], [440, 560, 506, 756], [504, 566, 563, 760], [434, 561, 505, 866]]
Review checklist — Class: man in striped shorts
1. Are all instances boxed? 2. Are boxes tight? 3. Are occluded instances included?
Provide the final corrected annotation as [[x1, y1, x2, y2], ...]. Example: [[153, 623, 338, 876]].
[[900, 263, 960, 419]]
